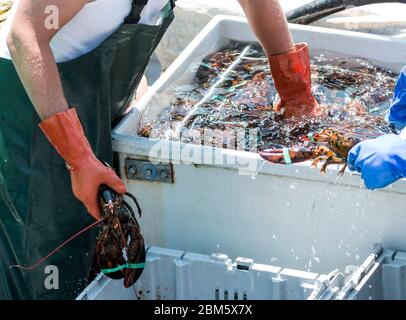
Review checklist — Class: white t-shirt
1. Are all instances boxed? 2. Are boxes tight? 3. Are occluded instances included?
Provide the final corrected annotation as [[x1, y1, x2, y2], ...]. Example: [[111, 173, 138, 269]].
[[0, 0, 168, 62]]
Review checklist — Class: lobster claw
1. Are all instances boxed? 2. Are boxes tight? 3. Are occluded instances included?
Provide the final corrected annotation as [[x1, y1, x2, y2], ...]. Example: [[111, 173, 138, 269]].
[[123, 225, 146, 288], [260, 147, 314, 164]]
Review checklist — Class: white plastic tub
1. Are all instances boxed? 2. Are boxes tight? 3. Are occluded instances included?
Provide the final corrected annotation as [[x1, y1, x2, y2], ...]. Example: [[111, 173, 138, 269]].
[[112, 16, 406, 275]]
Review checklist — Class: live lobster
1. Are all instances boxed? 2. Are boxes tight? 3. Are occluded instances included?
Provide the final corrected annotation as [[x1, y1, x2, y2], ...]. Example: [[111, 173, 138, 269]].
[[10, 184, 146, 289]]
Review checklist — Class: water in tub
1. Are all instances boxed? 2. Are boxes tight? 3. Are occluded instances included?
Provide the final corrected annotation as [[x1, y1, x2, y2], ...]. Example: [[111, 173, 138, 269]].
[[138, 42, 397, 164]]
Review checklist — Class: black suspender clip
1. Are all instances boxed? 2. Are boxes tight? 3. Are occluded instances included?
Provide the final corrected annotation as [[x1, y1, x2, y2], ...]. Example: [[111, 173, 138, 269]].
[[125, 0, 149, 24]]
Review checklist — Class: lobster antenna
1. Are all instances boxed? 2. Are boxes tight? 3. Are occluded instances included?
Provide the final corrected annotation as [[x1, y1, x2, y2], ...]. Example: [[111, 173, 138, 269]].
[[10, 219, 104, 271], [124, 192, 142, 217], [122, 199, 137, 222]]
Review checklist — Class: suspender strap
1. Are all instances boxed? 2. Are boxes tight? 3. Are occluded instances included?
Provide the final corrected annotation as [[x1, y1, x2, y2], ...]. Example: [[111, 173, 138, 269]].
[[125, 0, 149, 24]]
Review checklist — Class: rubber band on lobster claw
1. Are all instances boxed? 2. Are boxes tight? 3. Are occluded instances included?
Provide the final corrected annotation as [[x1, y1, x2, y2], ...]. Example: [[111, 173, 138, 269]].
[[96, 185, 146, 288]]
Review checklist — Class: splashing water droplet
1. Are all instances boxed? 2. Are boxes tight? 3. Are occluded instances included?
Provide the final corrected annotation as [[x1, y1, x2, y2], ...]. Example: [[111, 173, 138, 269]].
[[250, 161, 265, 180]]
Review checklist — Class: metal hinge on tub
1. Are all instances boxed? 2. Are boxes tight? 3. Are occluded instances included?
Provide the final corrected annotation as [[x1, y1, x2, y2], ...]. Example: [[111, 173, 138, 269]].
[[125, 159, 174, 183]]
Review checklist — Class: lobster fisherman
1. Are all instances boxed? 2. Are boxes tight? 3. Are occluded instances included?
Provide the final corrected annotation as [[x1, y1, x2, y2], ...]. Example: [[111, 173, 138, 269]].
[[348, 66, 406, 189], [0, 0, 319, 299]]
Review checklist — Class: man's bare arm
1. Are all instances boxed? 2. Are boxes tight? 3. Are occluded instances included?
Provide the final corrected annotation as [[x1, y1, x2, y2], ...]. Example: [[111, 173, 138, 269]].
[[7, 0, 88, 120], [238, 0, 294, 56]]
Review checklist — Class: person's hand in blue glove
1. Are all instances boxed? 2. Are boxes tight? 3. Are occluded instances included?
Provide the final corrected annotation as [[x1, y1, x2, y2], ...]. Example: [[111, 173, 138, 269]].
[[348, 134, 406, 189], [387, 66, 406, 130]]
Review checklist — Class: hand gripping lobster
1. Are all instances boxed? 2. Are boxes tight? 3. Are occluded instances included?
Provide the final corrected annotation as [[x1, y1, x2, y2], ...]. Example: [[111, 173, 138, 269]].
[[10, 184, 146, 289]]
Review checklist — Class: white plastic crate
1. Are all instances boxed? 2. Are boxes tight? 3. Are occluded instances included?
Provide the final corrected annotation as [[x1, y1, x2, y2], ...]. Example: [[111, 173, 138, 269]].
[[76, 246, 344, 300], [337, 244, 406, 300]]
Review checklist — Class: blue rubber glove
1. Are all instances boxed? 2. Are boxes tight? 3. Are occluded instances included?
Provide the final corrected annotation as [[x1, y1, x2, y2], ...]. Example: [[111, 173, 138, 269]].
[[347, 134, 406, 189], [386, 66, 406, 130]]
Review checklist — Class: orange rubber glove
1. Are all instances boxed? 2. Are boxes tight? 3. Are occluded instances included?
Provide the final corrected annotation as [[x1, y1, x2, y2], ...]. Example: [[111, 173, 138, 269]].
[[39, 108, 126, 220], [269, 43, 321, 119]]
